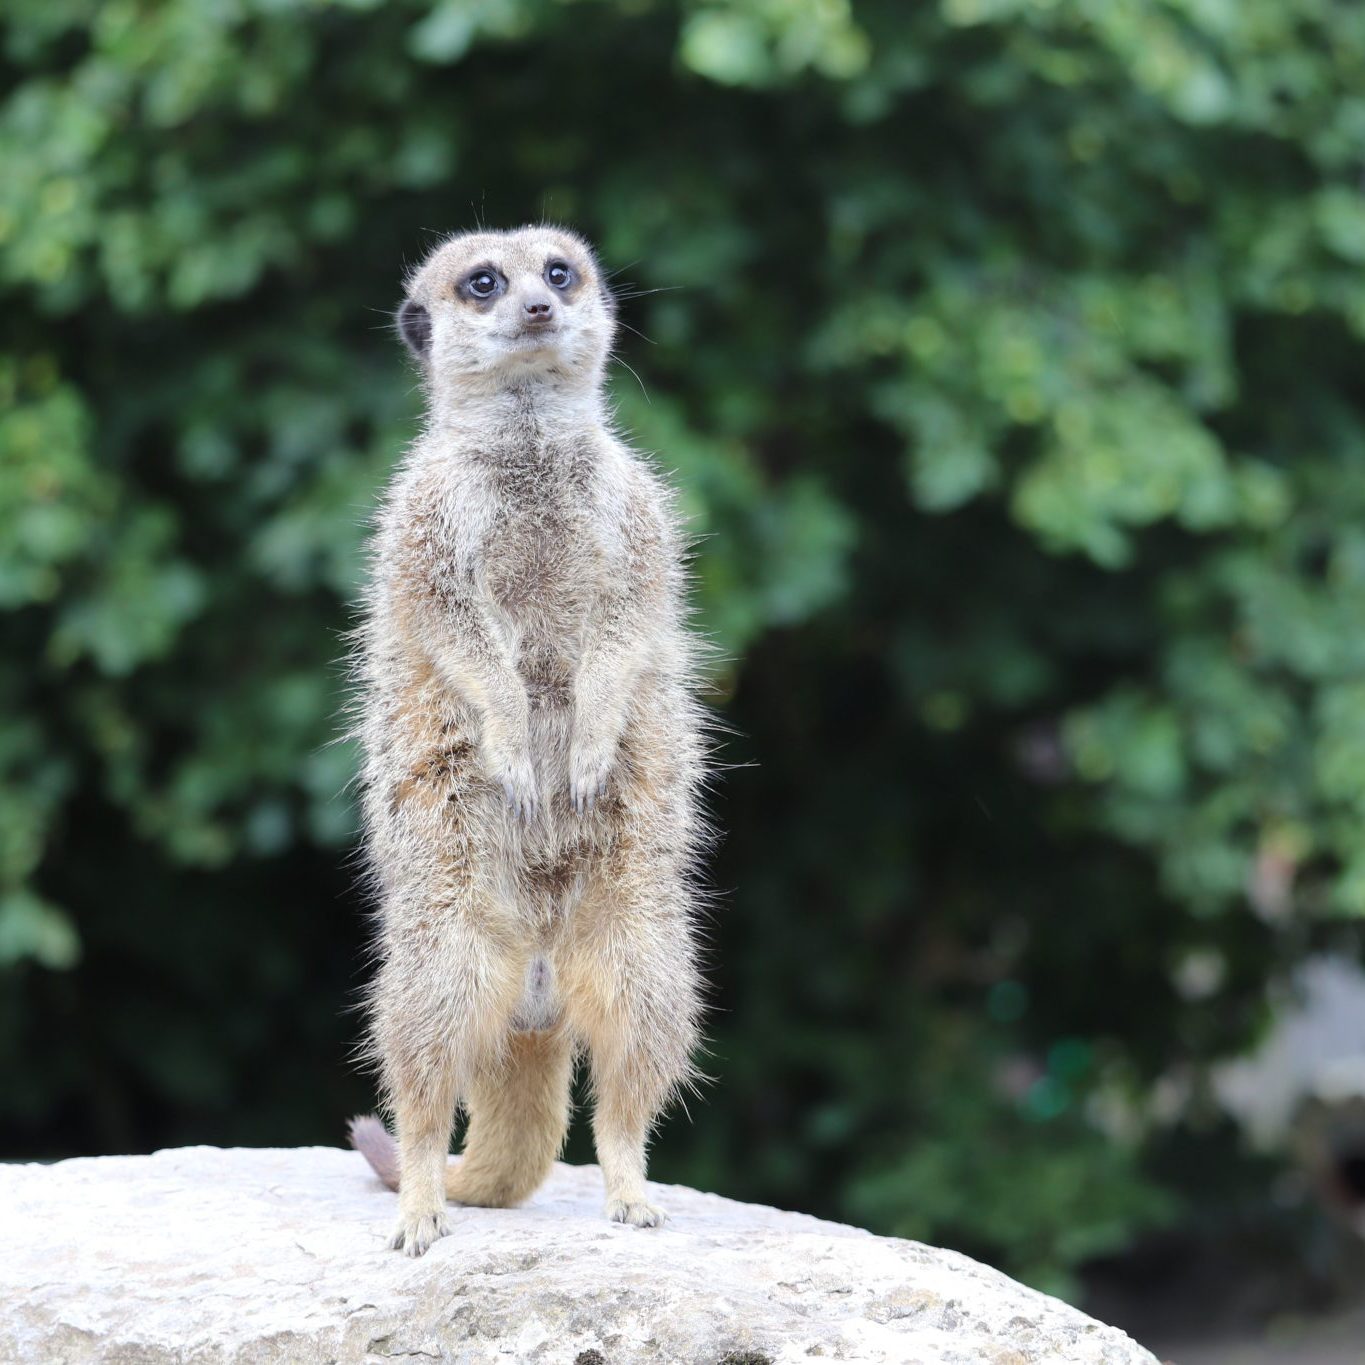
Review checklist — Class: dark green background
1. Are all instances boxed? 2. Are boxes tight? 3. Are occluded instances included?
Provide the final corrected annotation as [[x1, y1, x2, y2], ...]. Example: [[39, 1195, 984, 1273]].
[[4, 0, 1365, 1303]]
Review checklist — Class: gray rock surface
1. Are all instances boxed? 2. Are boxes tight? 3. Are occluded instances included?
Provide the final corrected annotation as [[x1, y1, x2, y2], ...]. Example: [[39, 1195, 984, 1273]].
[[0, 1146, 1159, 1364]]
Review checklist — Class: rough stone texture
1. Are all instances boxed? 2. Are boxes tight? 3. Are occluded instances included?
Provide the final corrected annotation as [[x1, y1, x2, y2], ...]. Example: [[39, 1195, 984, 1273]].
[[0, 1146, 1159, 1364]]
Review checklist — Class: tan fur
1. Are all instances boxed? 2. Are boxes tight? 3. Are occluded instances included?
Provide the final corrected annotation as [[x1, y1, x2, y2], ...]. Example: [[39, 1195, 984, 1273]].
[[349, 225, 709, 1256]]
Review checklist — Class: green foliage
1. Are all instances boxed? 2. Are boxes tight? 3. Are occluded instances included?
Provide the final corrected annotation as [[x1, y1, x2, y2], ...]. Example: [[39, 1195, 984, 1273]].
[[3, 0, 1363, 1295]]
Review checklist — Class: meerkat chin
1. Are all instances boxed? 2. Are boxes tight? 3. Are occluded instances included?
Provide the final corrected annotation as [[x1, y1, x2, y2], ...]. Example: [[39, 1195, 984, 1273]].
[[348, 225, 710, 1257]]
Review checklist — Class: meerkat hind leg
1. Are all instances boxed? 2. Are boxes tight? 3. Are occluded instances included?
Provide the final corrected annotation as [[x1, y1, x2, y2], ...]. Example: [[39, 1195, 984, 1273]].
[[592, 1077, 669, 1227], [571, 871, 701, 1229], [387, 1063, 458, 1256], [375, 910, 523, 1255]]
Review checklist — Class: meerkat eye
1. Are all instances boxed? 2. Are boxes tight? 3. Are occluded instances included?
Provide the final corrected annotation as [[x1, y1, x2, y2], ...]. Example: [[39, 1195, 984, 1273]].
[[545, 261, 573, 290], [467, 270, 500, 298]]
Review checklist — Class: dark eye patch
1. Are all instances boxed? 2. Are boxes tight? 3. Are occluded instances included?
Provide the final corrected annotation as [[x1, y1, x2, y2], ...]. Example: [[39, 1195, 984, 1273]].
[[460, 264, 506, 303]]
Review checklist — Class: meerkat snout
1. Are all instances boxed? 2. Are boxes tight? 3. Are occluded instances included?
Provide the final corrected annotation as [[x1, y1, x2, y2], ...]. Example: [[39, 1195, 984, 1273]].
[[522, 293, 554, 323]]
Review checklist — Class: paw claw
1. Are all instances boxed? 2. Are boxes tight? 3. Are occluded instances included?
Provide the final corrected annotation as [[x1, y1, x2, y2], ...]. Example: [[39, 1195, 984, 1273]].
[[387, 1210, 449, 1256], [570, 767, 612, 817], [607, 1199, 668, 1228]]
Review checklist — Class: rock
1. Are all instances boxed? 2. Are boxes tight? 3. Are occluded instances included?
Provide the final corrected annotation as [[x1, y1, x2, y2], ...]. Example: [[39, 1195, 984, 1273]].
[[0, 1146, 1158, 1364]]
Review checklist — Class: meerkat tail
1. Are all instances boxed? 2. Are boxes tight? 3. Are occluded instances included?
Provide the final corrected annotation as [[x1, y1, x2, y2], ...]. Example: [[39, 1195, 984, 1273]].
[[347, 1031, 574, 1207], [446, 1028, 575, 1208], [348, 1113, 401, 1191]]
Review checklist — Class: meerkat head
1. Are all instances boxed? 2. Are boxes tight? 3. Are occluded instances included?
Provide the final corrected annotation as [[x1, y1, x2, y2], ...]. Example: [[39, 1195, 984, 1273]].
[[396, 225, 616, 399]]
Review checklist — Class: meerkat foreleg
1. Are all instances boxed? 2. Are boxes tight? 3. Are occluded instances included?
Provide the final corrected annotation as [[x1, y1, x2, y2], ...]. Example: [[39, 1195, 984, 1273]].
[[424, 596, 540, 820], [568, 587, 654, 813], [569, 671, 630, 813]]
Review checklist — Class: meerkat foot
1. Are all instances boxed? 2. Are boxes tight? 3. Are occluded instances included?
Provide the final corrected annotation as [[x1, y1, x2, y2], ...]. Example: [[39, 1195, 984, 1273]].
[[387, 1208, 450, 1257], [606, 1198, 668, 1228]]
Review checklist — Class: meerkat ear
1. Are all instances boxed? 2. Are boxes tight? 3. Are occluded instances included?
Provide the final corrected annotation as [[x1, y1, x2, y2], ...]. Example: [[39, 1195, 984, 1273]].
[[396, 298, 431, 359]]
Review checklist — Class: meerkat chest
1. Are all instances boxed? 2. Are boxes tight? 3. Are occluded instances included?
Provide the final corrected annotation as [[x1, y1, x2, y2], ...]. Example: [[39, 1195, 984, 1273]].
[[483, 489, 607, 632]]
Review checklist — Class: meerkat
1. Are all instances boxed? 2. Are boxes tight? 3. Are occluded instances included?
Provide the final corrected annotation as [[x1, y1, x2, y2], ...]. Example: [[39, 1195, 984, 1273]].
[[346, 225, 709, 1257]]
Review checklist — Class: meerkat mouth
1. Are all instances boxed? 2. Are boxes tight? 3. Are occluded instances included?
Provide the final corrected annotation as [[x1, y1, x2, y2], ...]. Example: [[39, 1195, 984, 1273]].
[[506, 324, 561, 343]]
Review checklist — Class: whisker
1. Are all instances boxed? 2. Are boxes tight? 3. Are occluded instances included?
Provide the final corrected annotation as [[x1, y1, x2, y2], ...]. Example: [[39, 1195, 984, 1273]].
[[612, 351, 651, 402], [615, 319, 656, 345], [612, 285, 687, 298]]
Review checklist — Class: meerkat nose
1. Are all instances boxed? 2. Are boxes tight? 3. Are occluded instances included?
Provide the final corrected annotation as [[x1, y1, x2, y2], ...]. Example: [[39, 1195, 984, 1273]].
[[523, 295, 555, 323]]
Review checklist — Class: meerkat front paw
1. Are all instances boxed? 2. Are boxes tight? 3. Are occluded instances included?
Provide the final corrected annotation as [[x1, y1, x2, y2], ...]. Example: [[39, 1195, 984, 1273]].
[[492, 750, 540, 822], [606, 1199, 668, 1228], [387, 1208, 450, 1257], [569, 748, 614, 814]]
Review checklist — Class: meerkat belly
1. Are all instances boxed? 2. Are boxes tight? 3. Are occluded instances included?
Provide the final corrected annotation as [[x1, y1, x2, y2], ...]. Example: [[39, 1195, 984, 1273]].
[[519, 641, 576, 712]]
